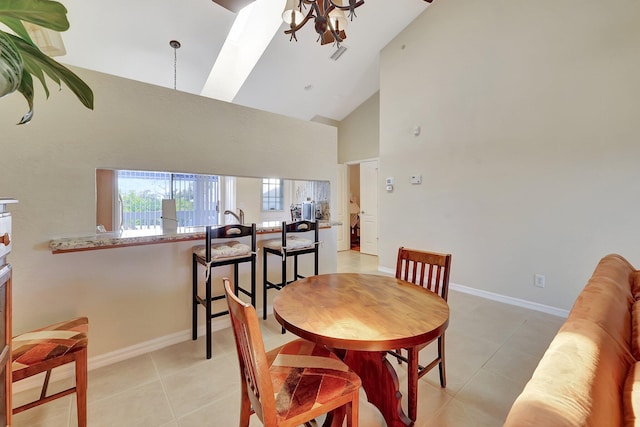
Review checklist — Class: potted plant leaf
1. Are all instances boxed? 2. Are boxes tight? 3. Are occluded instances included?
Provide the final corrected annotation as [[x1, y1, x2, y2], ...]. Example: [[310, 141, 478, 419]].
[[0, 0, 93, 124]]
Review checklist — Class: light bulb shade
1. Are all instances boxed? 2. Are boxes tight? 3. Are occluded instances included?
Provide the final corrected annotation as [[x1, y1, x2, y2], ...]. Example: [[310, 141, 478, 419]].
[[282, 0, 304, 25], [328, 8, 348, 32]]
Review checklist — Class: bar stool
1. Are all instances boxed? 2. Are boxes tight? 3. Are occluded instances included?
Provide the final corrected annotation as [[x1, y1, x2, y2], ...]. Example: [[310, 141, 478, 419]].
[[262, 220, 319, 320], [192, 223, 256, 359], [12, 317, 88, 427]]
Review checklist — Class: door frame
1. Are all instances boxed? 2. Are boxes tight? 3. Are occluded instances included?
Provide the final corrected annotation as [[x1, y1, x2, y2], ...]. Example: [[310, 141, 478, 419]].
[[339, 157, 380, 254]]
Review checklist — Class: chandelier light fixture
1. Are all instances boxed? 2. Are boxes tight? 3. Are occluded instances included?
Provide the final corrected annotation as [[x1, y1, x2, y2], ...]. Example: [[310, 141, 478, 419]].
[[282, 0, 365, 46]]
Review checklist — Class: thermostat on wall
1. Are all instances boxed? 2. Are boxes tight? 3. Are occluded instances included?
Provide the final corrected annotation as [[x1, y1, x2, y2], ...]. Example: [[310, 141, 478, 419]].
[[385, 177, 394, 192]]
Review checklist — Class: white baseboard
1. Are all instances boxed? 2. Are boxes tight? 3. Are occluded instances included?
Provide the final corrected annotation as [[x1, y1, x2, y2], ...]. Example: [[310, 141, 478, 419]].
[[448, 282, 569, 318], [378, 266, 569, 318]]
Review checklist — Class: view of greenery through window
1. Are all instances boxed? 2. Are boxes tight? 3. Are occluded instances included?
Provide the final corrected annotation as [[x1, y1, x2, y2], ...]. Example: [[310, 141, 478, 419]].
[[118, 170, 219, 229]]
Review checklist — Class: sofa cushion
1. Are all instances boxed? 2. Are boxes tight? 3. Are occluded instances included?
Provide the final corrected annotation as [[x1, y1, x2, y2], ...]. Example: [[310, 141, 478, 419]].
[[568, 276, 633, 350], [504, 318, 634, 427], [631, 271, 640, 301], [624, 362, 640, 426], [591, 254, 636, 286], [632, 303, 640, 361]]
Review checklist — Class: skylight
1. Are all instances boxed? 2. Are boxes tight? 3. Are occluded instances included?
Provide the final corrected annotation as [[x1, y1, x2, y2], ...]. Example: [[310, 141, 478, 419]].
[[201, 0, 285, 102]]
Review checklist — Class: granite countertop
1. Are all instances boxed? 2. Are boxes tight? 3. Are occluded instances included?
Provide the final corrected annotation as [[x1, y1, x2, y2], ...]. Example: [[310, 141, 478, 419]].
[[49, 221, 337, 254]]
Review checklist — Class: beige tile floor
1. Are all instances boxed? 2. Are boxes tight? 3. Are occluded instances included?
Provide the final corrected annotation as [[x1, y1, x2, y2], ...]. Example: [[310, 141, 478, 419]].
[[12, 250, 565, 427]]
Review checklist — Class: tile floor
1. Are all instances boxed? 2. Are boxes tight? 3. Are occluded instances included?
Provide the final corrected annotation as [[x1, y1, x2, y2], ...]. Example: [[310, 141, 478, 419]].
[[12, 250, 565, 427]]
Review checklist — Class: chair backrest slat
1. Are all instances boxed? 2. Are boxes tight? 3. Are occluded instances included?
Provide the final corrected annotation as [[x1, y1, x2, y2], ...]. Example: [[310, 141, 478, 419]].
[[395, 247, 452, 301]]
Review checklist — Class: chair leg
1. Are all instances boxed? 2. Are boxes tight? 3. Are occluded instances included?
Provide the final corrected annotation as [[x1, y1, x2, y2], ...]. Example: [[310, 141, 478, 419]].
[[192, 255, 198, 340], [314, 247, 319, 276], [348, 389, 359, 427], [75, 347, 88, 427], [234, 263, 240, 296], [282, 253, 287, 286], [40, 370, 52, 399], [206, 268, 212, 359], [407, 346, 419, 422], [263, 250, 268, 320], [438, 335, 446, 388], [280, 254, 288, 334], [239, 386, 252, 427], [250, 255, 256, 308]]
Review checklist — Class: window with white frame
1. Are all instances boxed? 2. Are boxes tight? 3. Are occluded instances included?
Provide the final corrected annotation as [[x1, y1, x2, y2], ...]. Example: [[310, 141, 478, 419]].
[[117, 170, 219, 230], [261, 178, 284, 211]]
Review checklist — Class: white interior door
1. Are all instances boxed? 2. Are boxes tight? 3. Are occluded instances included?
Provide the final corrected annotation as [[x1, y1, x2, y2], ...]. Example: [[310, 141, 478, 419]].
[[359, 160, 378, 255], [336, 164, 349, 251]]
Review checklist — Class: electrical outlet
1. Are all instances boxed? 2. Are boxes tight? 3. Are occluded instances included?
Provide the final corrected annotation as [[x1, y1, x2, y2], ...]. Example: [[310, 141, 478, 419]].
[[534, 274, 545, 288]]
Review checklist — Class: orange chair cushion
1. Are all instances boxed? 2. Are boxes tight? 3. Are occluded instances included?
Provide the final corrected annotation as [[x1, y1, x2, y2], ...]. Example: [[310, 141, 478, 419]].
[[12, 317, 88, 374], [266, 338, 361, 423]]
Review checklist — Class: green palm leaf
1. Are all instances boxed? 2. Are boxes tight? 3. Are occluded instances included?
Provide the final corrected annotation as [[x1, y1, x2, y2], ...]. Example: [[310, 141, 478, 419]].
[[0, 16, 34, 44], [17, 68, 34, 124], [0, 0, 69, 31], [0, 0, 93, 124], [7, 33, 93, 124]]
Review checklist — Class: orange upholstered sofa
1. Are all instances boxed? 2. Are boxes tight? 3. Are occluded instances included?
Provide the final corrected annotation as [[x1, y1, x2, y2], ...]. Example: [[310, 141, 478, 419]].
[[504, 254, 640, 427]]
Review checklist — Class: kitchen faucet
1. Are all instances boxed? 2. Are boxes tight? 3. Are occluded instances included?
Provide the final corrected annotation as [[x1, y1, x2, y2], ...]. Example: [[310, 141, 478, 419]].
[[223, 208, 244, 224]]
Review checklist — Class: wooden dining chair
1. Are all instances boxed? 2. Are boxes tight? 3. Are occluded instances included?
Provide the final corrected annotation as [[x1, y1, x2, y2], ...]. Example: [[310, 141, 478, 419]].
[[12, 317, 88, 427], [389, 247, 451, 421], [224, 278, 361, 427]]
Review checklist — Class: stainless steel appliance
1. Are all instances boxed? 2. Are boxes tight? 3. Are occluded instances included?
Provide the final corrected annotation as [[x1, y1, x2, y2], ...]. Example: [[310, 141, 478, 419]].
[[301, 201, 315, 221]]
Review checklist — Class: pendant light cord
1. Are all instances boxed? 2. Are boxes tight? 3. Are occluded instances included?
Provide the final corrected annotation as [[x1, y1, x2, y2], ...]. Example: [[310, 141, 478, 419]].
[[169, 40, 181, 90]]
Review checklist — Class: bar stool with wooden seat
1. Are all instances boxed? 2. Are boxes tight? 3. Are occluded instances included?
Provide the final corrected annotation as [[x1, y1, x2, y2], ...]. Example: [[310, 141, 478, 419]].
[[262, 220, 319, 320], [12, 317, 88, 427], [192, 223, 257, 359]]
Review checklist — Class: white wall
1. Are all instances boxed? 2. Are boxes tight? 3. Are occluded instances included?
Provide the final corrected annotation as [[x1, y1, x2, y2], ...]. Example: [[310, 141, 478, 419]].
[[338, 92, 380, 164], [0, 67, 338, 357], [379, 0, 640, 310]]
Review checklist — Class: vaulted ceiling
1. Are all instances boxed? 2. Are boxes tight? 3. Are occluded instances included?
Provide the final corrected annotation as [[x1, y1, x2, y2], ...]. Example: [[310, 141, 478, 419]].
[[59, 0, 430, 121]]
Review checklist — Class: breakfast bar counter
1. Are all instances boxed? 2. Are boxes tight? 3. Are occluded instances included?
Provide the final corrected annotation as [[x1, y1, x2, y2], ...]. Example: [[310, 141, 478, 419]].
[[49, 221, 335, 254]]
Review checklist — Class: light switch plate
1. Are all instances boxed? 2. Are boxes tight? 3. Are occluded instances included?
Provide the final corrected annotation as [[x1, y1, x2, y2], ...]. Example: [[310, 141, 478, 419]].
[[410, 174, 422, 185]]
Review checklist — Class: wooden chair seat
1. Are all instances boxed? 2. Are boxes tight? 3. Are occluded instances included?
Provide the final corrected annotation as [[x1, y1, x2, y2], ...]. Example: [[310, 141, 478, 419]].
[[12, 317, 88, 427], [266, 339, 361, 424]]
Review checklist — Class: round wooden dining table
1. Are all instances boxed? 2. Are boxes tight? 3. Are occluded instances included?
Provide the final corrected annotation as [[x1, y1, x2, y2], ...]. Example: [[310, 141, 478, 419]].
[[272, 273, 450, 427]]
